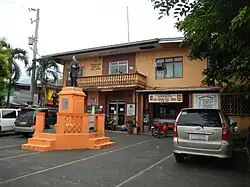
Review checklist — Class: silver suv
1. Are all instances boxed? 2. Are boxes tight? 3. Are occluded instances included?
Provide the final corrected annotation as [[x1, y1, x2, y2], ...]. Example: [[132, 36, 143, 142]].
[[173, 108, 237, 163]]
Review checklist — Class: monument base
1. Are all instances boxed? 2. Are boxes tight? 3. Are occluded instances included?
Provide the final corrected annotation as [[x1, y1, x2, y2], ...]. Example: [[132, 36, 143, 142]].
[[22, 132, 115, 152], [22, 87, 115, 152]]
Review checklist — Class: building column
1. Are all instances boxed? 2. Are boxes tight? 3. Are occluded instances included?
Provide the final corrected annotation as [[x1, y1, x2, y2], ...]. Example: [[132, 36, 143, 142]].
[[139, 94, 144, 133], [62, 61, 67, 87], [136, 93, 144, 133], [189, 93, 193, 108]]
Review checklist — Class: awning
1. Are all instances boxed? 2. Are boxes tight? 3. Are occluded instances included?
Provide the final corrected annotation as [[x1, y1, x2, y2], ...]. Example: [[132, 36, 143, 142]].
[[136, 87, 221, 93]]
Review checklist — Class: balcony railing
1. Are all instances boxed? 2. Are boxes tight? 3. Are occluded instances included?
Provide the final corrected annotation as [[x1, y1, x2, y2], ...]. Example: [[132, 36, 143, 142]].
[[77, 72, 147, 89]]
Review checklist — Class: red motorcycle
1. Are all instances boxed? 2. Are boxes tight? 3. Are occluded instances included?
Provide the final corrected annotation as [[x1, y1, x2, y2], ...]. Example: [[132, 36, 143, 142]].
[[151, 122, 173, 138]]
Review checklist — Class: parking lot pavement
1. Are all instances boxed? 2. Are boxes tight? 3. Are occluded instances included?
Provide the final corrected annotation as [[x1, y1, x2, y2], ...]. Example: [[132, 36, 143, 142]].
[[0, 132, 249, 187]]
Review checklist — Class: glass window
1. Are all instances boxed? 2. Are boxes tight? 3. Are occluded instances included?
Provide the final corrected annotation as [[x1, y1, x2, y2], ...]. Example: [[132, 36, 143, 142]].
[[109, 61, 128, 75], [165, 63, 174, 78], [174, 62, 183, 77], [178, 109, 221, 127], [2, 110, 17, 119], [155, 57, 183, 79]]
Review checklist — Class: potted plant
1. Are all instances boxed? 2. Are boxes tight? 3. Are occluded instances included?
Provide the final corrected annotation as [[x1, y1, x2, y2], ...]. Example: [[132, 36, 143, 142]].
[[126, 117, 139, 135]]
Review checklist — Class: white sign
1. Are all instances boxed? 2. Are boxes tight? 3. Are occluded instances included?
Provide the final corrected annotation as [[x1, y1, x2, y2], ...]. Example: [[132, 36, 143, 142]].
[[127, 104, 135, 116], [148, 94, 183, 103], [193, 93, 219, 109]]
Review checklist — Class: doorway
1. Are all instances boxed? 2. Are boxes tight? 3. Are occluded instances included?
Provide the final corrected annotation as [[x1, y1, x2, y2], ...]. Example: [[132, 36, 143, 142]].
[[108, 100, 125, 127]]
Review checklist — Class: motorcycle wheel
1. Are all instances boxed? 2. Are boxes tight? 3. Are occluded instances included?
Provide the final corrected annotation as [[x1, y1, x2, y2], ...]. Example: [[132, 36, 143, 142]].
[[152, 129, 160, 138]]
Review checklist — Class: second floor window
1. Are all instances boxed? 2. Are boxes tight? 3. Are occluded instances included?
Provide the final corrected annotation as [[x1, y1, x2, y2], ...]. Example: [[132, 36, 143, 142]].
[[155, 57, 183, 79], [109, 61, 128, 75]]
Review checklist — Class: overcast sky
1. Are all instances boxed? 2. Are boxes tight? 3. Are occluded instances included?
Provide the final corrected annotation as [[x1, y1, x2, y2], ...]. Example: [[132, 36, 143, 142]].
[[0, 0, 182, 80]]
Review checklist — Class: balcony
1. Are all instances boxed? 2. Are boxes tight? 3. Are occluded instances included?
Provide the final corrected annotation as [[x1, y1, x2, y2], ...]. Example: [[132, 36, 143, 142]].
[[77, 72, 147, 90]]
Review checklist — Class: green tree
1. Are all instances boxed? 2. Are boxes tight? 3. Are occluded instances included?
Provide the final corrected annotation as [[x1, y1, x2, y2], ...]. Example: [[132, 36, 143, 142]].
[[1, 40, 29, 105], [151, 0, 250, 93], [0, 40, 10, 107], [26, 57, 59, 106]]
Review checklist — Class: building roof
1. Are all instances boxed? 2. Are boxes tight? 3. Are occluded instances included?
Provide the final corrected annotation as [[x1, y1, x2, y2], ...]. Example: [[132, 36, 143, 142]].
[[43, 37, 184, 63]]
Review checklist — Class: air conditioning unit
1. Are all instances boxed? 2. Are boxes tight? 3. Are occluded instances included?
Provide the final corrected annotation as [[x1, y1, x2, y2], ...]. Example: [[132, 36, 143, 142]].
[[155, 61, 164, 70]]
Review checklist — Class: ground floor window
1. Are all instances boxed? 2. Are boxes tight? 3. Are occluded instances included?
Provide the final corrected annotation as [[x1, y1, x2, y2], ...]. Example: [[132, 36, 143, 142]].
[[221, 94, 250, 115]]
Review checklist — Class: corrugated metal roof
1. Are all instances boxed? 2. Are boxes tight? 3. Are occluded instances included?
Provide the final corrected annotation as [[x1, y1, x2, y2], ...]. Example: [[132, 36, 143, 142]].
[[43, 37, 185, 59]]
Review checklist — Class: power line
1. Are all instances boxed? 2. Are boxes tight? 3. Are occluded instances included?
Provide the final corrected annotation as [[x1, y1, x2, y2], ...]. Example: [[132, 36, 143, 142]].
[[1, 0, 28, 10]]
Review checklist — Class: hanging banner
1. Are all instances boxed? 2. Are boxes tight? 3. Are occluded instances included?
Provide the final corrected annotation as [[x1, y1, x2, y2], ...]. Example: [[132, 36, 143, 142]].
[[148, 94, 183, 103]]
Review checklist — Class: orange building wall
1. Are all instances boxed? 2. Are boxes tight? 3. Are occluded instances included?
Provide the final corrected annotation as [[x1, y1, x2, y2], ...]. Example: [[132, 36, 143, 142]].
[[135, 46, 207, 89], [79, 57, 102, 76]]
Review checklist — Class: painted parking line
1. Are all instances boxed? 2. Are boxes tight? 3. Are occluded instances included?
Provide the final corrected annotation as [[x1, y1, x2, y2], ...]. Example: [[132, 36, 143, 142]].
[[0, 139, 156, 185], [0, 145, 20, 149], [115, 153, 174, 187], [0, 152, 40, 161]]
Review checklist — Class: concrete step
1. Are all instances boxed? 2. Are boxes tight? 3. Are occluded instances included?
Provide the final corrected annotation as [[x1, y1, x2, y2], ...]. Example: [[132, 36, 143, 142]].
[[28, 138, 56, 147], [89, 133, 102, 139], [22, 144, 52, 152], [90, 137, 110, 145], [33, 133, 56, 140], [94, 142, 115, 150]]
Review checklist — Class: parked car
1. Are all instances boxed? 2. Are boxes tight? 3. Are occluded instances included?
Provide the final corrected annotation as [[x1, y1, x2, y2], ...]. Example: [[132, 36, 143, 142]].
[[173, 108, 238, 163], [14, 107, 57, 137], [0, 108, 20, 133]]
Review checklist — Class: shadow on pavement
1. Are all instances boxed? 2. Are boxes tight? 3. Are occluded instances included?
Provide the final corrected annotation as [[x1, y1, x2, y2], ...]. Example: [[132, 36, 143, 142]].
[[182, 151, 250, 173]]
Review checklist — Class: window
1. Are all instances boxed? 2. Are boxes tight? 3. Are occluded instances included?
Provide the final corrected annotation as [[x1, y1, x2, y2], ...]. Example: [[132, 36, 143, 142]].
[[2, 110, 17, 119], [109, 61, 128, 75], [178, 109, 221, 127], [155, 57, 183, 79], [221, 94, 250, 115]]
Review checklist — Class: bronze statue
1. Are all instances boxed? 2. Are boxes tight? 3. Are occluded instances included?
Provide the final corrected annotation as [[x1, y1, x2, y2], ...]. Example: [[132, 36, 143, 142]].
[[69, 56, 80, 87]]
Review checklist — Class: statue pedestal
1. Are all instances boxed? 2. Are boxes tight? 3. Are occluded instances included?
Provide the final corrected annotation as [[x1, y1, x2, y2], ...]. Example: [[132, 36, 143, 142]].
[[22, 87, 115, 152]]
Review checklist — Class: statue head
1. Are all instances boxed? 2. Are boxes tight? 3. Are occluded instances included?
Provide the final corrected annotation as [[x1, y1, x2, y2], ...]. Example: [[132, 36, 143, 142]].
[[72, 55, 76, 61]]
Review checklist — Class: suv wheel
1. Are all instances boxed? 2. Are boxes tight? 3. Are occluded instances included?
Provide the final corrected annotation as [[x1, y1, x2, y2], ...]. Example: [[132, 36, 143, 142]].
[[174, 153, 186, 163]]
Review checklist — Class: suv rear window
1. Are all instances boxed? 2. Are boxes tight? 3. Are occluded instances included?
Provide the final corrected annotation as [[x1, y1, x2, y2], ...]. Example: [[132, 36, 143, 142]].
[[17, 108, 36, 119], [178, 109, 221, 127]]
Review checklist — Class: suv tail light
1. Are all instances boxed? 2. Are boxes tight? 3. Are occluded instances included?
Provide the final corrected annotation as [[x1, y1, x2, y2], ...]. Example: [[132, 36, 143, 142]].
[[173, 122, 178, 137], [221, 123, 228, 141]]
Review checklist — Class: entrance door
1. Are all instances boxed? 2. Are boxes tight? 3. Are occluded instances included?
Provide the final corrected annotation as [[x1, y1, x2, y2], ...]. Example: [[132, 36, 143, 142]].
[[108, 101, 125, 127]]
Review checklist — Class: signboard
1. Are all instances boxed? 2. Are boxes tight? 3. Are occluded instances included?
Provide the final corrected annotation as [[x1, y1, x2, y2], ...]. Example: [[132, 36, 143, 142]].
[[148, 94, 183, 103], [193, 93, 219, 109], [62, 98, 68, 109], [127, 104, 135, 116], [90, 63, 101, 71]]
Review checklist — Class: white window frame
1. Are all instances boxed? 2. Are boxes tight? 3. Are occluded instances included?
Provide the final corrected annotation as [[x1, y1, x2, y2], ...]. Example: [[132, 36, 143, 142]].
[[108, 61, 128, 75]]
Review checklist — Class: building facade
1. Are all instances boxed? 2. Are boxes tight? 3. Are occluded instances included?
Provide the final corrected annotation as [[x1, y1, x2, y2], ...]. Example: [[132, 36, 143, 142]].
[[45, 38, 250, 132]]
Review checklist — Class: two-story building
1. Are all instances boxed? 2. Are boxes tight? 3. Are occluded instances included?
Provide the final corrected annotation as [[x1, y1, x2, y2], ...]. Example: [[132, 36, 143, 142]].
[[45, 37, 250, 133]]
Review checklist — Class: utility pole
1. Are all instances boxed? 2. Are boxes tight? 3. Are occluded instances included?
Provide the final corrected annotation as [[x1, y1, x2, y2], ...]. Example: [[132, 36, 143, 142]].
[[126, 6, 130, 42], [29, 8, 40, 104]]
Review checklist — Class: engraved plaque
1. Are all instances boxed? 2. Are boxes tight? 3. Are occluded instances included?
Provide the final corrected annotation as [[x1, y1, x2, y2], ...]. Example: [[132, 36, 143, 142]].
[[62, 98, 68, 109]]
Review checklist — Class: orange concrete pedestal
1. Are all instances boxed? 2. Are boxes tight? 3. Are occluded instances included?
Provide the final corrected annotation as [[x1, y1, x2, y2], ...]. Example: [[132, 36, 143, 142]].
[[22, 87, 115, 152]]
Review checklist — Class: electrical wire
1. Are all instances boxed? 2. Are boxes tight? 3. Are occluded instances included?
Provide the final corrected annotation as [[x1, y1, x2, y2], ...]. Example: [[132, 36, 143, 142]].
[[1, 0, 28, 10]]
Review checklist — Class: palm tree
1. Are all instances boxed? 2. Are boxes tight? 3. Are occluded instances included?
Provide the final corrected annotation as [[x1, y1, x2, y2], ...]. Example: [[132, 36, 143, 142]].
[[26, 57, 59, 106], [1, 40, 29, 106], [0, 40, 11, 107]]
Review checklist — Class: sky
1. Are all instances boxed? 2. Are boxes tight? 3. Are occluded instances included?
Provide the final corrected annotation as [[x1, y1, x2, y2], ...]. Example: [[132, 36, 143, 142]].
[[0, 0, 182, 81]]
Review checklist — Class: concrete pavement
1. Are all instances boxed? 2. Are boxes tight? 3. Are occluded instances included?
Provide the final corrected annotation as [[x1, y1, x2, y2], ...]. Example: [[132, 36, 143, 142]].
[[0, 132, 249, 187]]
